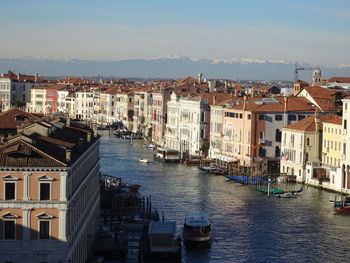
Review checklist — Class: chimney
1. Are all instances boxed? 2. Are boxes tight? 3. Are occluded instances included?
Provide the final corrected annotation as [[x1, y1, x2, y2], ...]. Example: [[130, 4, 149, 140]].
[[284, 97, 288, 112], [315, 111, 320, 131], [66, 148, 71, 162], [198, 73, 202, 84], [224, 80, 229, 93], [35, 73, 38, 82], [87, 132, 92, 143], [17, 73, 20, 80], [213, 95, 216, 105], [243, 96, 247, 111]]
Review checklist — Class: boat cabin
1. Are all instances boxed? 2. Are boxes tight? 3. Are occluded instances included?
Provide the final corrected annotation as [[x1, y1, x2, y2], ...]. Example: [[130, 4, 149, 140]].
[[154, 147, 180, 163], [183, 211, 211, 242]]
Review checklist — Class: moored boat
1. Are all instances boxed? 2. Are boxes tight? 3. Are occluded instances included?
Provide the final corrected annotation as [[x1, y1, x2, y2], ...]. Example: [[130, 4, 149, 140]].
[[333, 196, 350, 214], [127, 184, 141, 192], [183, 211, 211, 243]]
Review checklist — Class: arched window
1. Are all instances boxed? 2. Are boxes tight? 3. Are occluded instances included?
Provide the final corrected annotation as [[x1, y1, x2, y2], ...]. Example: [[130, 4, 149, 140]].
[[259, 131, 264, 139], [305, 152, 309, 163], [275, 129, 281, 142], [275, 146, 280, 157], [259, 147, 266, 158]]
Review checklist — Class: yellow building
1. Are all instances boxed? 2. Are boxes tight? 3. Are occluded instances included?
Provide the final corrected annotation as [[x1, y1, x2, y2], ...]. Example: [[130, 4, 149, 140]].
[[322, 117, 342, 168]]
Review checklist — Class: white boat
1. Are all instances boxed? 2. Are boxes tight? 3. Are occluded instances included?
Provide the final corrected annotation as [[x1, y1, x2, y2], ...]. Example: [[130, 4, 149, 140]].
[[183, 211, 211, 243], [148, 144, 156, 150], [139, 158, 150, 163]]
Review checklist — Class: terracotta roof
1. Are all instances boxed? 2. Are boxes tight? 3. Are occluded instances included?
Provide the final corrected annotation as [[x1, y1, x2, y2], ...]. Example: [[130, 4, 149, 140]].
[[0, 108, 41, 129], [0, 139, 67, 167], [229, 97, 317, 113], [1, 71, 46, 82], [32, 84, 70, 90], [283, 114, 338, 131], [323, 116, 342, 125], [177, 76, 197, 85], [328, 77, 350, 83], [300, 86, 337, 98]]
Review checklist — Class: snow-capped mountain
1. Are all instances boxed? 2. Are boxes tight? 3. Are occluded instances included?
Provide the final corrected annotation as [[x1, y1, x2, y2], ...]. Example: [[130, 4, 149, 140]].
[[0, 56, 349, 80]]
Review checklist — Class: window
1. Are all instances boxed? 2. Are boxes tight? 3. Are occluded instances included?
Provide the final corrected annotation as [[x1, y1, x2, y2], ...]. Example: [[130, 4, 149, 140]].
[[40, 183, 51, 200], [39, 221, 50, 239], [275, 129, 281, 142], [344, 119, 347, 130], [247, 114, 251, 120], [298, 115, 305, 121], [306, 138, 310, 146], [239, 113, 243, 119], [5, 182, 15, 200], [259, 131, 264, 139], [288, 115, 297, 121], [275, 115, 282, 121], [275, 146, 280, 157], [259, 114, 265, 120], [4, 220, 15, 239]]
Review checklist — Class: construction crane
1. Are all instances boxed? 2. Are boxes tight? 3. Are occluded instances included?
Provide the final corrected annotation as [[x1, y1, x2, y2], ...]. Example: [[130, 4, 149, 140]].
[[294, 63, 321, 82]]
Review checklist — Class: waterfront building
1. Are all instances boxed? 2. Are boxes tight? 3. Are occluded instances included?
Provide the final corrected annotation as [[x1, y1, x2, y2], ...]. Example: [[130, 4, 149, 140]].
[[341, 97, 350, 192], [75, 88, 94, 120], [164, 91, 186, 150], [29, 85, 67, 114], [281, 114, 336, 183], [209, 97, 243, 162], [0, 118, 100, 263], [219, 97, 317, 171], [57, 88, 70, 114], [312, 116, 343, 191], [104, 86, 119, 125], [115, 90, 134, 130], [151, 88, 171, 146], [0, 71, 46, 112], [133, 88, 153, 134]]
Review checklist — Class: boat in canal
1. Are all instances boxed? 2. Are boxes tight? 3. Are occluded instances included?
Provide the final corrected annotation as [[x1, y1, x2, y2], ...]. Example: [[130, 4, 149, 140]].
[[333, 196, 350, 214], [183, 211, 211, 243], [139, 158, 150, 163], [154, 147, 180, 163]]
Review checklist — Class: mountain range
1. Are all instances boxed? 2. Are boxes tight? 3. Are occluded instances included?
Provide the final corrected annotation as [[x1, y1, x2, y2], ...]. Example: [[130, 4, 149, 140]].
[[0, 56, 349, 81]]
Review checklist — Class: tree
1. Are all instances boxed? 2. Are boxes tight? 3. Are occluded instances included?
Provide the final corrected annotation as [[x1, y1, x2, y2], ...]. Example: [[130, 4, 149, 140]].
[[200, 137, 210, 157]]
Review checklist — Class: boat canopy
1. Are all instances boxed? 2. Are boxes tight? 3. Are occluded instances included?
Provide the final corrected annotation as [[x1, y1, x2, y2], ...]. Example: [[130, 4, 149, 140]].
[[185, 211, 210, 227]]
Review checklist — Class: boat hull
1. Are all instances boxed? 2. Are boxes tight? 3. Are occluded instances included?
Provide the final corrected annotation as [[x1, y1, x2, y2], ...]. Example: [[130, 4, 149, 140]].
[[183, 231, 211, 243], [335, 207, 350, 214]]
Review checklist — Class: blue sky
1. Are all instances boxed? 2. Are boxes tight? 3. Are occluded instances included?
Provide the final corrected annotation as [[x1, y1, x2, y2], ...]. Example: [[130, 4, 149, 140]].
[[1, 0, 350, 65]]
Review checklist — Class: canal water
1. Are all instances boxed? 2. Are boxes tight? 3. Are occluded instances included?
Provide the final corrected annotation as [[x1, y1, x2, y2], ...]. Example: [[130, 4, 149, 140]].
[[100, 134, 350, 263]]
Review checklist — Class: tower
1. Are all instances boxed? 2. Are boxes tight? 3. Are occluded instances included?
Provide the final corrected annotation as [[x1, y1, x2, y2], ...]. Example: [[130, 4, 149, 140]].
[[312, 69, 323, 86]]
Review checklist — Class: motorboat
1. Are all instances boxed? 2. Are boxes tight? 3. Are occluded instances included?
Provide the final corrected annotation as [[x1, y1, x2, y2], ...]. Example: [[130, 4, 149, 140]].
[[139, 158, 150, 164], [183, 211, 211, 243]]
